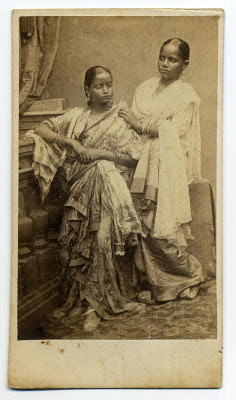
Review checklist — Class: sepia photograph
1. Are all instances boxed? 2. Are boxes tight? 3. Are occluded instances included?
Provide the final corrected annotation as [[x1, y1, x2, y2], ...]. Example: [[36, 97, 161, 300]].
[[9, 7, 223, 389]]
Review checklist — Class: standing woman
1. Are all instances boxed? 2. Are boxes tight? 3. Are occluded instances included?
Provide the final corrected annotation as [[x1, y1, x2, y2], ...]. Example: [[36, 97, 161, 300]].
[[118, 38, 205, 303]]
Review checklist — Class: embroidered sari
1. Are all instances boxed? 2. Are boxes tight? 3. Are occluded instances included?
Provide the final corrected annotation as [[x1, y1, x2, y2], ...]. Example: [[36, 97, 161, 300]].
[[25, 101, 145, 319], [130, 77, 205, 301]]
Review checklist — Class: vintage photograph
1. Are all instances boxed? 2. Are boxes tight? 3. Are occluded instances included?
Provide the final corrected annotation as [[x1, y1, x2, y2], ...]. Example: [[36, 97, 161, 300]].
[[9, 8, 223, 388]]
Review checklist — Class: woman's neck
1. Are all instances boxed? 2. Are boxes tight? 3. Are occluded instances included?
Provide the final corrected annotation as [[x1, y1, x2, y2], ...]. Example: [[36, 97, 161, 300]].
[[159, 76, 179, 87], [90, 103, 112, 115]]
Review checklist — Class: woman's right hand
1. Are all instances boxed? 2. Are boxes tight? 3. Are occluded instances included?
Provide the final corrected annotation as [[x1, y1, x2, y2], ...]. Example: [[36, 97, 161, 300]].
[[70, 139, 92, 164], [118, 106, 138, 129]]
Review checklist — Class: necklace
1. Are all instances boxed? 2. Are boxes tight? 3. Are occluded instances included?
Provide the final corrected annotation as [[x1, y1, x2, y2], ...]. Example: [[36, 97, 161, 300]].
[[87, 100, 114, 114]]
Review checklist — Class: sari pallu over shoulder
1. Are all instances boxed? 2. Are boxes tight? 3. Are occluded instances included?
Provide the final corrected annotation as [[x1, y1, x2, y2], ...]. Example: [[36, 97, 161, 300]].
[[131, 77, 202, 246], [24, 101, 143, 201]]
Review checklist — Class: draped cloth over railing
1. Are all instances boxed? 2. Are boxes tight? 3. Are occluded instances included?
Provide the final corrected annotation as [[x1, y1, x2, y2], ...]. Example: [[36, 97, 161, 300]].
[[19, 16, 61, 115]]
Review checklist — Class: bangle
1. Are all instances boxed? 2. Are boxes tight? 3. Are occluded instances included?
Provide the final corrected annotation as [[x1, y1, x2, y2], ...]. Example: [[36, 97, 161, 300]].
[[112, 152, 122, 164], [53, 134, 59, 145], [112, 152, 119, 163], [54, 135, 69, 148], [142, 121, 153, 135], [146, 122, 152, 135], [116, 152, 121, 164], [142, 121, 147, 135], [137, 121, 143, 135]]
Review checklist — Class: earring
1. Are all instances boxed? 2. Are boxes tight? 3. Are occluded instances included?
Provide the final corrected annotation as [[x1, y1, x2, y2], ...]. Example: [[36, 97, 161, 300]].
[[179, 69, 185, 80], [86, 94, 91, 108]]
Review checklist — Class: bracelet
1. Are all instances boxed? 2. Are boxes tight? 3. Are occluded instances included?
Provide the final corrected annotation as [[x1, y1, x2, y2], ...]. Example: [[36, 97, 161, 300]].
[[112, 152, 122, 164], [142, 121, 153, 135], [146, 122, 152, 135], [136, 120, 153, 136], [53, 133, 61, 146], [142, 121, 147, 135], [116, 152, 121, 164], [137, 121, 143, 135], [112, 152, 119, 163], [53, 134, 69, 148]]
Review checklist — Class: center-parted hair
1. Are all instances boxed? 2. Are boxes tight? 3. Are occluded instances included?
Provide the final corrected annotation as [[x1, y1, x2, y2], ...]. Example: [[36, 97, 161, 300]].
[[84, 66, 113, 95], [160, 38, 190, 62]]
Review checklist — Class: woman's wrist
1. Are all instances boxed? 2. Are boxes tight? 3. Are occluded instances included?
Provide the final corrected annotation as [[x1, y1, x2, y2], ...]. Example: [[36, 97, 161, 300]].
[[136, 121, 143, 135], [135, 120, 159, 137], [129, 116, 139, 131], [54, 135, 71, 148], [149, 124, 159, 138], [97, 150, 118, 162], [64, 137, 75, 147], [96, 149, 106, 160]]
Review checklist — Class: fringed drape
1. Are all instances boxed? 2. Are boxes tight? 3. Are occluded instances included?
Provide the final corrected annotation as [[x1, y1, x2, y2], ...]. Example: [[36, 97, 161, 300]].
[[19, 16, 61, 115]]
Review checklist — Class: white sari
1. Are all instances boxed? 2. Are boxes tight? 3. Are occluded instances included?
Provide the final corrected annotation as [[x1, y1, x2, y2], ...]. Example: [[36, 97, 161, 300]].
[[131, 77, 202, 247]]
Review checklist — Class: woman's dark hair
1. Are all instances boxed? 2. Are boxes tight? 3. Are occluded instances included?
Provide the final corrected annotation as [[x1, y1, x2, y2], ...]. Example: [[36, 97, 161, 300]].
[[84, 66, 112, 94], [160, 38, 190, 62]]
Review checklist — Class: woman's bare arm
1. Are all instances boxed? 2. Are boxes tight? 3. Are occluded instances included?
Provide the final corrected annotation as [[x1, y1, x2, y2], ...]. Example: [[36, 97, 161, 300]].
[[146, 124, 159, 138], [34, 124, 91, 163], [87, 149, 137, 168], [34, 124, 71, 148], [35, 125, 137, 167], [118, 107, 159, 138]]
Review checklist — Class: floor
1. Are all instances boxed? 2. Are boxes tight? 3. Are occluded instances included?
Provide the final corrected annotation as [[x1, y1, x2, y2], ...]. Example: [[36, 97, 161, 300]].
[[19, 278, 217, 340], [18, 180, 217, 341]]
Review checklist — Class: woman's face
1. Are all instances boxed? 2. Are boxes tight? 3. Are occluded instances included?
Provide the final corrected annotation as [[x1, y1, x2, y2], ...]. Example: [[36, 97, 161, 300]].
[[158, 42, 188, 81], [86, 71, 114, 106]]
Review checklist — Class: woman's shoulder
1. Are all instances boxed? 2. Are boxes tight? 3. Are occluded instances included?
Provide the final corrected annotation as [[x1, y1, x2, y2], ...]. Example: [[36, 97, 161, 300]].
[[178, 80, 201, 104], [135, 77, 160, 93], [62, 106, 87, 120], [116, 100, 128, 109], [65, 106, 86, 115]]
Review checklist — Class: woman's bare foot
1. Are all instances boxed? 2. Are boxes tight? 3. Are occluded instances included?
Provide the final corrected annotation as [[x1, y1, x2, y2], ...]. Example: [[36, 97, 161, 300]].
[[69, 305, 84, 318], [68, 299, 85, 317], [52, 308, 68, 319], [179, 285, 200, 300], [138, 290, 155, 305], [83, 306, 101, 333]]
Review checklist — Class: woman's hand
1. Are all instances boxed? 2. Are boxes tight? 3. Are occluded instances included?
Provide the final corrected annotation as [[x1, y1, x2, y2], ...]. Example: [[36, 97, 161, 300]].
[[70, 139, 92, 164], [118, 106, 138, 129]]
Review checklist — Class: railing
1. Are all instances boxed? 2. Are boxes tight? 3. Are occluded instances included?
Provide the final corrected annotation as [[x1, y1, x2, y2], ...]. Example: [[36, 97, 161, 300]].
[[18, 100, 68, 324]]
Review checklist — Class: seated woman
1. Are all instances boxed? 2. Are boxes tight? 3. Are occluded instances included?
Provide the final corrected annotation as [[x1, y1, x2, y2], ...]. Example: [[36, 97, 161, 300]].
[[118, 39, 205, 304], [27, 66, 144, 333]]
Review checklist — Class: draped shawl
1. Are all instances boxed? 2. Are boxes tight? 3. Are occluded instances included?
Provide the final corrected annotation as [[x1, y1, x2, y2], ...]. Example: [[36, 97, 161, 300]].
[[131, 77, 202, 243]]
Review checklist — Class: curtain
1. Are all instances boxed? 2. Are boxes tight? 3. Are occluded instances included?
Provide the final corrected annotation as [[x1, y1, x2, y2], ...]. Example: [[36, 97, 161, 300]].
[[19, 16, 61, 115]]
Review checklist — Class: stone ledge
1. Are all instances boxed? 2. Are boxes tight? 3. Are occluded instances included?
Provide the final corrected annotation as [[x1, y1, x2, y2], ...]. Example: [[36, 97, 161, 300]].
[[19, 137, 34, 151], [18, 277, 61, 323], [25, 98, 69, 113]]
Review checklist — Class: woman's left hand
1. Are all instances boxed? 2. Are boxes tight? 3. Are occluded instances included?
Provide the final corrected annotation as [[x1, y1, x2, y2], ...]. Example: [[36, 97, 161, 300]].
[[118, 106, 138, 128]]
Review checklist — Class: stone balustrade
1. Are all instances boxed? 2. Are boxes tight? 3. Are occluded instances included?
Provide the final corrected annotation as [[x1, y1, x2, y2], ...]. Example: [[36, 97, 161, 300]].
[[18, 100, 68, 325]]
